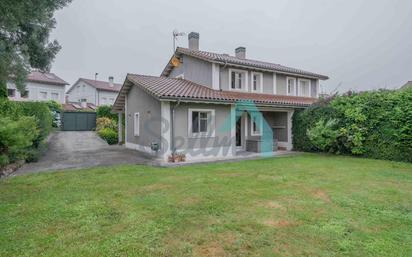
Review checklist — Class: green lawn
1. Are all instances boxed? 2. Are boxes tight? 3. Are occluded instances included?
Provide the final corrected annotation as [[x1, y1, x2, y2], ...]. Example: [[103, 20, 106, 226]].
[[1, 154, 411, 257]]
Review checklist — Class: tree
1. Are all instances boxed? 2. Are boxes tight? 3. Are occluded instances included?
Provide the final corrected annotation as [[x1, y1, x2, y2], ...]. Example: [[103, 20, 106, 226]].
[[0, 0, 72, 97]]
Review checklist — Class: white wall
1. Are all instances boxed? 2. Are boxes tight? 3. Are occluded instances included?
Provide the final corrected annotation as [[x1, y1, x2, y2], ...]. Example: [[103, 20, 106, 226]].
[[7, 81, 66, 103], [66, 80, 118, 106]]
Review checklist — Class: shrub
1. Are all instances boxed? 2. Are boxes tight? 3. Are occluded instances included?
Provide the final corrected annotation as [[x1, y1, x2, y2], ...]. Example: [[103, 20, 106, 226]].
[[293, 89, 412, 162], [96, 105, 118, 121], [98, 128, 118, 145], [307, 119, 338, 152], [18, 101, 52, 146], [0, 116, 39, 167], [45, 100, 62, 128], [96, 117, 117, 131]]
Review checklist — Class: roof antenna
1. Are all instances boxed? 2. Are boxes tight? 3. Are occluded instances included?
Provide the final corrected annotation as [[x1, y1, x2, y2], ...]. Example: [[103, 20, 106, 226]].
[[95, 73, 98, 81], [172, 29, 186, 52]]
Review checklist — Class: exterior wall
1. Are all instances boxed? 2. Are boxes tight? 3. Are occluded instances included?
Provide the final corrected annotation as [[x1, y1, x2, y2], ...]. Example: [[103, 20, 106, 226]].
[[169, 55, 213, 87], [67, 80, 118, 105], [7, 81, 66, 103], [125, 84, 162, 149], [67, 81, 97, 105], [276, 74, 287, 95], [173, 102, 235, 158]]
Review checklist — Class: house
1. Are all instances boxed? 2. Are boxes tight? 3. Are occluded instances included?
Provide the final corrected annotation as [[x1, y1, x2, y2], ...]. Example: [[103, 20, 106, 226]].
[[7, 71, 68, 103], [66, 77, 122, 106], [112, 32, 329, 161], [400, 81, 412, 89]]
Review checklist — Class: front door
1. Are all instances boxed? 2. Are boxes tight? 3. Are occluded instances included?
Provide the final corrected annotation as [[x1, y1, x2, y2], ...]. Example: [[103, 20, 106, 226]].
[[236, 115, 242, 148]]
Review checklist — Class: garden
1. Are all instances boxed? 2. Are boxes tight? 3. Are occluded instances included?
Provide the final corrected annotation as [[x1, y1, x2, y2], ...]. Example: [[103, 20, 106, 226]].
[[95, 105, 123, 145]]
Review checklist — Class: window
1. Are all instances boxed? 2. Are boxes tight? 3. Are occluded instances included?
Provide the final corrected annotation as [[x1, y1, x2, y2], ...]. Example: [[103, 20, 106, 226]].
[[51, 92, 59, 101], [80, 98, 87, 102], [229, 69, 247, 91], [134, 113, 140, 136], [286, 77, 296, 96], [40, 91, 47, 99], [250, 113, 263, 136], [189, 109, 215, 137], [251, 72, 263, 92], [7, 89, 15, 97], [101, 97, 107, 105], [298, 79, 311, 97], [82, 85, 86, 92], [21, 90, 29, 98]]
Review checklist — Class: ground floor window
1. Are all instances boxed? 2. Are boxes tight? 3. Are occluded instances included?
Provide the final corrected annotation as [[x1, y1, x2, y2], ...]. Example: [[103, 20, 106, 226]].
[[7, 89, 15, 97], [134, 112, 140, 136], [250, 113, 263, 136], [189, 109, 215, 137]]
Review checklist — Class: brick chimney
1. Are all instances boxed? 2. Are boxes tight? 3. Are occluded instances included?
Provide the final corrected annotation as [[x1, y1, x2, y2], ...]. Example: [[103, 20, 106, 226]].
[[235, 47, 246, 59], [188, 32, 199, 50]]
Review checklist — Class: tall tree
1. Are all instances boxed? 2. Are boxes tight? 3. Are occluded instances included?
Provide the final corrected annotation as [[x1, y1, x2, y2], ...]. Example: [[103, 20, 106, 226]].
[[0, 0, 72, 97]]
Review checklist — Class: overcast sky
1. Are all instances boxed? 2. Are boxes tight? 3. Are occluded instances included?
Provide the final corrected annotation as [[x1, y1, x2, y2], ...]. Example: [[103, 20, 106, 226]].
[[50, 0, 412, 93]]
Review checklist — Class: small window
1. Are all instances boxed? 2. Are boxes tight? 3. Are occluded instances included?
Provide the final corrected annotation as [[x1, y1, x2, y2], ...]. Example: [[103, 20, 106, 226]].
[[51, 92, 59, 101], [189, 109, 215, 137], [80, 98, 87, 102], [250, 113, 263, 136], [7, 89, 15, 97], [134, 113, 140, 136], [21, 90, 29, 98], [298, 79, 311, 97], [40, 91, 47, 99], [230, 69, 247, 90], [251, 72, 262, 92], [287, 77, 296, 96]]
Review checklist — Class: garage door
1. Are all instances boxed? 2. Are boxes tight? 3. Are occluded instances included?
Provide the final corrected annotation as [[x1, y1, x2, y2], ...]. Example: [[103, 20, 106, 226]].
[[62, 112, 96, 131]]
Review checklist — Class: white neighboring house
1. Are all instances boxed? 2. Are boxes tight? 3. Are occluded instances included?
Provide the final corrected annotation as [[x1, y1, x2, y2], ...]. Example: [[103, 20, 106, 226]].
[[7, 71, 68, 103], [66, 76, 122, 106]]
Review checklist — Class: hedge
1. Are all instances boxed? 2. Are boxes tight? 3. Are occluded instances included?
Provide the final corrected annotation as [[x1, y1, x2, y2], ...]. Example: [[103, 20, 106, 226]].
[[293, 89, 412, 162], [0, 99, 53, 167]]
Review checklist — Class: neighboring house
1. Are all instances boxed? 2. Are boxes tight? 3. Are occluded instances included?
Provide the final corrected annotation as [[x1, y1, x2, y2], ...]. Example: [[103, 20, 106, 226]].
[[66, 77, 122, 106], [63, 102, 97, 112], [112, 32, 329, 161], [7, 71, 68, 103], [400, 81, 412, 89]]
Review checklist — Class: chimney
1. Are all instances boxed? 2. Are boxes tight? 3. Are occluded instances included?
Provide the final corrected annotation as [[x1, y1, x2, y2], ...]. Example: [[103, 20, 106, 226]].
[[108, 76, 114, 87], [188, 32, 199, 50], [235, 47, 246, 59]]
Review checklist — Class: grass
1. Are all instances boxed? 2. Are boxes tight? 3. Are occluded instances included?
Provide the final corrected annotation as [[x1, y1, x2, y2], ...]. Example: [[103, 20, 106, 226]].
[[1, 154, 411, 257]]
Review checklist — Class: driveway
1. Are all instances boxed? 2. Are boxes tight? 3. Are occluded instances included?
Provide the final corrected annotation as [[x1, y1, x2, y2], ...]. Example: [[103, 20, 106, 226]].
[[14, 131, 155, 175]]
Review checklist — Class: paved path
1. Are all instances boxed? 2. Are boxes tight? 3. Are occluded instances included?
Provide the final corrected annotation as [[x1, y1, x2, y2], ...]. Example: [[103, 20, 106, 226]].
[[14, 131, 154, 175]]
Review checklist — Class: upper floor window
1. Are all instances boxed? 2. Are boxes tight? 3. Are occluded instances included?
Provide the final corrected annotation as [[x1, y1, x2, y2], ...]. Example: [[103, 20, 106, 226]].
[[40, 91, 48, 100], [298, 79, 311, 97], [7, 89, 15, 97], [229, 69, 247, 91], [286, 77, 296, 96], [189, 109, 215, 137], [251, 72, 263, 93], [51, 92, 59, 101]]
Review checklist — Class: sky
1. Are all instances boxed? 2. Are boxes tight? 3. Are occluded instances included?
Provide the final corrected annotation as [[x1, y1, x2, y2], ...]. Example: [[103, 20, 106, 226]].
[[50, 0, 412, 93]]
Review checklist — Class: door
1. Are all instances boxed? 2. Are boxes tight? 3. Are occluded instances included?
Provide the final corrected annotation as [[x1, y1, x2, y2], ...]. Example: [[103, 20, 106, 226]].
[[236, 115, 242, 148]]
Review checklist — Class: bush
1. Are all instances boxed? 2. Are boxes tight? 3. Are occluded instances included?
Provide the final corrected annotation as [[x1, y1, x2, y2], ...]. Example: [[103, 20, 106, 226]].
[[0, 116, 39, 167], [96, 117, 117, 131], [293, 89, 412, 162], [98, 128, 118, 145], [18, 101, 52, 146], [96, 105, 118, 121], [307, 119, 338, 152]]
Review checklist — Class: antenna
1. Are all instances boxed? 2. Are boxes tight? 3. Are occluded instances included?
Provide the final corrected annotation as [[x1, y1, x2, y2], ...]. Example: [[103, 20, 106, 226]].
[[172, 29, 186, 52]]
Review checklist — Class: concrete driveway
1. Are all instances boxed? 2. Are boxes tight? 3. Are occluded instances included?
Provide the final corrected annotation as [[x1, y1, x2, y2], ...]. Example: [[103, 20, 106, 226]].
[[14, 131, 155, 175]]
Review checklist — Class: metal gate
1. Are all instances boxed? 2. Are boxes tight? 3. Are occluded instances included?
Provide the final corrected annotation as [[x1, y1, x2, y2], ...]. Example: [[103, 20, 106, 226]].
[[62, 112, 96, 131]]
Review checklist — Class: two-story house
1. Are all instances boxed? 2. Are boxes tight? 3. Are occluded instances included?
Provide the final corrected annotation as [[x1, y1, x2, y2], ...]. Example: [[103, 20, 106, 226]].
[[112, 32, 329, 161], [66, 77, 122, 106], [7, 71, 68, 103]]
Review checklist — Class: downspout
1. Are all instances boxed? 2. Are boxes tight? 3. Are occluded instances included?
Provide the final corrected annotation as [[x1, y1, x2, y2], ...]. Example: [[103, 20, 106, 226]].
[[170, 99, 181, 154]]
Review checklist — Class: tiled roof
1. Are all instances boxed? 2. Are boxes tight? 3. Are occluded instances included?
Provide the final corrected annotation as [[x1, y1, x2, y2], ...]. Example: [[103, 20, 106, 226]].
[[67, 78, 122, 93], [27, 71, 68, 85], [112, 74, 317, 111], [161, 47, 329, 80], [79, 78, 122, 92]]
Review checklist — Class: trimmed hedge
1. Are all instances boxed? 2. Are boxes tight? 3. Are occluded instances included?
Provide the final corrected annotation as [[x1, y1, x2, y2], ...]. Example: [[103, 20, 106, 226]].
[[293, 89, 412, 162], [98, 128, 118, 145]]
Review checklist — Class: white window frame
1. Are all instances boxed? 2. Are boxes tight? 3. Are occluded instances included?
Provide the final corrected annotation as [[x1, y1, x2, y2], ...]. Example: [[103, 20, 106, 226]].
[[175, 73, 184, 79], [298, 78, 311, 97], [40, 91, 48, 100], [286, 77, 296, 96], [51, 92, 59, 101], [251, 72, 263, 93], [188, 108, 216, 138], [250, 113, 263, 136], [134, 112, 140, 136], [228, 68, 248, 92]]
